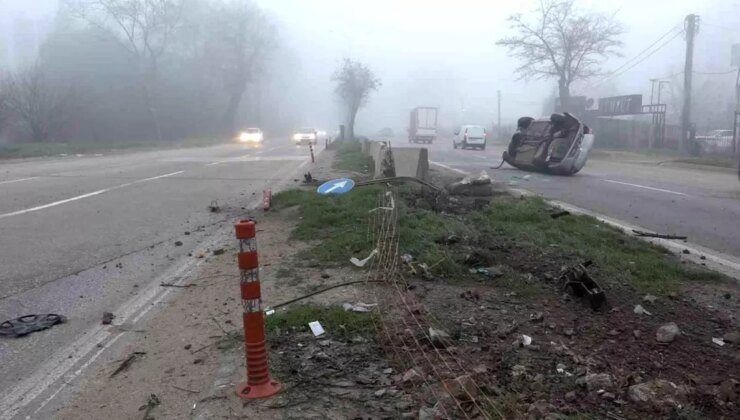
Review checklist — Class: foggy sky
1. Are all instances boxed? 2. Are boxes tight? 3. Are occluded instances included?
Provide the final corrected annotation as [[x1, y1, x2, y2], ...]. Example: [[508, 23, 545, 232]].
[[2, 0, 739, 134]]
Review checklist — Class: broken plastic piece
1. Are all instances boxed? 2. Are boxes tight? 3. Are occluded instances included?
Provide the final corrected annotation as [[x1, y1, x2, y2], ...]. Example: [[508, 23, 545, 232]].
[[633, 305, 652, 316], [559, 261, 605, 310], [712, 337, 725, 346], [342, 302, 377, 313], [308, 321, 325, 337], [350, 248, 378, 267], [0, 314, 67, 338], [521, 334, 532, 346]]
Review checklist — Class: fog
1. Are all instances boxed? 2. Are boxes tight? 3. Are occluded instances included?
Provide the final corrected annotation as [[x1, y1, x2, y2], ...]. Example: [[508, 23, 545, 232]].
[[1, 0, 739, 144]]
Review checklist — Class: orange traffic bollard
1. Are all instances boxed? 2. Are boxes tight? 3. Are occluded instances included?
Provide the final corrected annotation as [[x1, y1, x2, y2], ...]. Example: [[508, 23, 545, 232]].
[[234, 220, 281, 399]]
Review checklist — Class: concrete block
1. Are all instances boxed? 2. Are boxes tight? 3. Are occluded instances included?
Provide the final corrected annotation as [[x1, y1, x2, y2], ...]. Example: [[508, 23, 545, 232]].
[[389, 147, 429, 180]]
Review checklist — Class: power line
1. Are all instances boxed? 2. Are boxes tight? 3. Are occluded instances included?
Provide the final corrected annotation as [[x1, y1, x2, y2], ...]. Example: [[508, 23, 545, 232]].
[[589, 28, 685, 88], [693, 69, 738, 75], [603, 24, 684, 79]]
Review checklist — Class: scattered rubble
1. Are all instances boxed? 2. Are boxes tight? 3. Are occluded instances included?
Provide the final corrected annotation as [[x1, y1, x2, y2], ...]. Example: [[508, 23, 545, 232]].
[[577, 373, 613, 391], [101, 312, 115, 325], [655, 322, 680, 343], [428, 327, 451, 348], [110, 351, 146, 377], [559, 260, 605, 310], [628, 379, 688, 411], [633, 304, 652, 315]]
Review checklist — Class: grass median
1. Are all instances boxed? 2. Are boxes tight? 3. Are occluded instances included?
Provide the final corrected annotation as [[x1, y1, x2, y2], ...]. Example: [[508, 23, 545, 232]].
[[273, 185, 724, 296]]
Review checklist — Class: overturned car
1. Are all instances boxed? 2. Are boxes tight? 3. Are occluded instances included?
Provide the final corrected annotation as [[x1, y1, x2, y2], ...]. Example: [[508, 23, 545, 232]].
[[503, 112, 594, 175]]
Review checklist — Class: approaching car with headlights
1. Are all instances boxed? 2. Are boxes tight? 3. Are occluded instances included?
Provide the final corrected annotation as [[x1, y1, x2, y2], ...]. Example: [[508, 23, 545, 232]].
[[238, 128, 263, 144], [292, 128, 318, 145]]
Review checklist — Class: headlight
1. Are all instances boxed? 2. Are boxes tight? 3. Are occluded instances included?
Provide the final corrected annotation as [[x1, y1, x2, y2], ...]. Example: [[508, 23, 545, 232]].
[[239, 132, 250, 142], [293, 134, 302, 141]]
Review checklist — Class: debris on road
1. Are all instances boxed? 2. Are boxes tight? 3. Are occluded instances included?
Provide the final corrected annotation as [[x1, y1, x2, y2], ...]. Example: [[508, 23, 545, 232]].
[[469, 266, 504, 278], [559, 261, 605, 310], [550, 210, 571, 219], [632, 230, 687, 240], [101, 312, 115, 325], [446, 171, 497, 196], [711, 337, 725, 346], [342, 302, 377, 312], [160, 282, 196, 288], [308, 321, 325, 337], [655, 322, 680, 343], [633, 304, 652, 316], [207, 200, 220, 213], [212, 248, 225, 256], [518, 334, 533, 347], [429, 327, 452, 348], [139, 393, 161, 420], [0, 314, 67, 338], [174, 240, 183, 246], [110, 351, 146, 377], [643, 294, 658, 303], [350, 248, 378, 267]]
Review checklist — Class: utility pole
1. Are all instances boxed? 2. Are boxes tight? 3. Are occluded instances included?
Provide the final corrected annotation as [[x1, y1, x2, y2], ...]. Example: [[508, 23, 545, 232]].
[[497, 90, 501, 140], [680, 14, 698, 153], [649, 79, 657, 105]]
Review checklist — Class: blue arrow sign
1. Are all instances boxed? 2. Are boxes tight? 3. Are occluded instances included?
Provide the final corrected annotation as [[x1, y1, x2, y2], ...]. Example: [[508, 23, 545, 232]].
[[317, 178, 355, 195]]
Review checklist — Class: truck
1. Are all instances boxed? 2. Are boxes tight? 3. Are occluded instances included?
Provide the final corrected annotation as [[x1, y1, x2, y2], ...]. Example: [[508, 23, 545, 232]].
[[408, 107, 438, 144]]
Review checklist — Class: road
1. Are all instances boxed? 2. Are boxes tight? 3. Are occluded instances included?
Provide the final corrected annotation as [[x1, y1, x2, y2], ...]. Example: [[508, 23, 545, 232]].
[[0, 140, 315, 417], [425, 140, 740, 258]]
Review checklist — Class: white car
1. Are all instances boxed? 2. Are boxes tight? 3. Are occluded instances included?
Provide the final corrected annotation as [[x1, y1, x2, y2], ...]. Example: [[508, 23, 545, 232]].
[[293, 128, 318, 145], [453, 125, 487, 150], [238, 128, 263, 144]]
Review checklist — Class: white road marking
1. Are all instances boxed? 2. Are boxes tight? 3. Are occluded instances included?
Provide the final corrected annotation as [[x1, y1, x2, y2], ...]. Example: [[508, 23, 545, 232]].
[[603, 179, 689, 197], [205, 161, 224, 166], [0, 176, 39, 186], [0, 171, 184, 220], [430, 161, 470, 175]]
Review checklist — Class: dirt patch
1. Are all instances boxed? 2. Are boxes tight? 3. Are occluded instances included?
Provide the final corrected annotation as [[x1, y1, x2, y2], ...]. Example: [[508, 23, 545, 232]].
[[55, 203, 407, 419]]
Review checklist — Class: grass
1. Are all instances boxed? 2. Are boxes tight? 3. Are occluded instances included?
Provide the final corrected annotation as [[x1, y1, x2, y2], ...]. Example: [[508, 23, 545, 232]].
[[264, 304, 375, 341], [0, 137, 230, 159], [275, 185, 724, 296], [272, 186, 383, 264], [469, 196, 725, 294], [332, 140, 374, 175]]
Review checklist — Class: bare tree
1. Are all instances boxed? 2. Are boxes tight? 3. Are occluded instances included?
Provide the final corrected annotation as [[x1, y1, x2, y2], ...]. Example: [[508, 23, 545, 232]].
[[67, 0, 184, 140], [332, 58, 381, 140], [207, 0, 276, 135], [1, 65, 78, 142], [497, 0, 623, 112]]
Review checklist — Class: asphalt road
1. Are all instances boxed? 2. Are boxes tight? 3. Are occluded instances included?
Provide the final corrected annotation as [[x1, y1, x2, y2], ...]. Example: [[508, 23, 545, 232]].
[[426, 140, 740, 258], [0, 140, 315, 411]]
